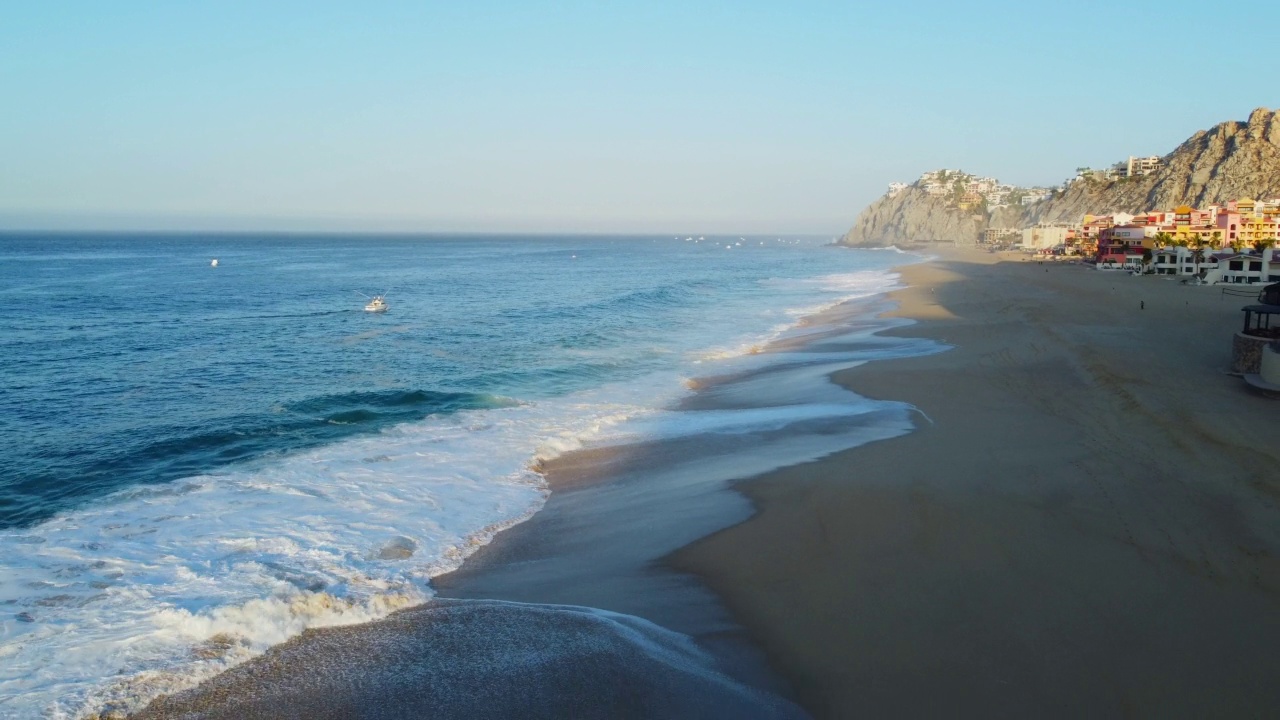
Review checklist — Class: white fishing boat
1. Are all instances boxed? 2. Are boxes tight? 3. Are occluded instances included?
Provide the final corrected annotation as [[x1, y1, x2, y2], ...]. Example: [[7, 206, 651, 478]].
[[358, 291, 389, 313]]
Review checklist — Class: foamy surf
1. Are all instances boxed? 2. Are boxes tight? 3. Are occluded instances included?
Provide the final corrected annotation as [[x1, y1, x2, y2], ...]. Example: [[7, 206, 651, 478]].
[[3, 362, 830, 718], [1, 388, 678, 718], [693, 270, 903, 363], [0, 243, 926, 718]]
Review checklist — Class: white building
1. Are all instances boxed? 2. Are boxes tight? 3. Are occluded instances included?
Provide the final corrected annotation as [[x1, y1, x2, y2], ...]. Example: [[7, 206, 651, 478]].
[[1021, 188, 1052, 205], [1211, 248, 1278, 284], [887, 182, 908, 197], [1021, 225, 1070, 250], [1125, 155, 1161, 177], [1152, 247, 1278, 283], [1151, 246, 1217, 276], [984, 190, 1011, 207]]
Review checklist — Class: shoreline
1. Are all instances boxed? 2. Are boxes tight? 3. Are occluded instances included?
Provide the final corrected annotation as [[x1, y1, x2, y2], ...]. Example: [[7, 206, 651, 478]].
[[116, 245, 1280, 718], [674, 246, 1280, 716], [127, 256, 932, 718]]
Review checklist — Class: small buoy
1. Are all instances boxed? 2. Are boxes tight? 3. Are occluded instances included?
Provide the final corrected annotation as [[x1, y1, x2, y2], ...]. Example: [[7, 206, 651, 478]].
[[210, 259, 219, 267]]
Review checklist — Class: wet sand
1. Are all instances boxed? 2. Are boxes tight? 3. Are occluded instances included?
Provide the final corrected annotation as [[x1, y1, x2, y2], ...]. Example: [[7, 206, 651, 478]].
[[674, 248, 1280, 717]]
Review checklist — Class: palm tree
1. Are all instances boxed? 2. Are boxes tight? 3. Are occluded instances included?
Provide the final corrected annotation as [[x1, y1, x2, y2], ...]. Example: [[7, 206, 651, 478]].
[[1152, 231, 1173, 249]]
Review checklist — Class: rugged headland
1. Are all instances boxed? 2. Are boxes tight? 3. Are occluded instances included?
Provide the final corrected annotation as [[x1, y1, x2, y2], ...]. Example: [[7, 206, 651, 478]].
[[842, 107, 1280, 246]]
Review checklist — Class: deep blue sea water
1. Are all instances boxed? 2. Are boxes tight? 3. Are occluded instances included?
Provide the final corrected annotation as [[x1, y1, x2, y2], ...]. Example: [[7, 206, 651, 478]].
[[0, 233, 913, 716]]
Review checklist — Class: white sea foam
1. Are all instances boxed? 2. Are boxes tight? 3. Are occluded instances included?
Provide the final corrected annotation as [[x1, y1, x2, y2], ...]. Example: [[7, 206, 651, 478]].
[[1, 389, 678, 718], [693, 270, 903, 363], [854, 244, 910, 253], [0, 256, 916, 718]]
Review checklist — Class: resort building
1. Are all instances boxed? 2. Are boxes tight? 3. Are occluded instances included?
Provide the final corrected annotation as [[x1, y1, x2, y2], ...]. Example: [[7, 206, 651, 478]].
[[1167, 225, 1224, 246], [1216, 253, 1268, 284], [1124, 155, 1161, 177], [1011, 197, 1275, 273], [1150, 246, 1218, 276], [1021, 225, 1071, 251], [1238, 214, 1280, 246], [1096, 225, 1153, 268], [1172, 205, 1215, 227], [1204, 248, 1280, 284], [983, 227, 1022, 245], [1021, 188, 1052, 205], [1217, 210, 1243, 244], [957, 192, 984, 210]]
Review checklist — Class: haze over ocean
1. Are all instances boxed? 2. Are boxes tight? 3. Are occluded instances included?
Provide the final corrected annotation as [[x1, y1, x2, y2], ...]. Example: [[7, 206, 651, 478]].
[[1, 2, 1274, 234]]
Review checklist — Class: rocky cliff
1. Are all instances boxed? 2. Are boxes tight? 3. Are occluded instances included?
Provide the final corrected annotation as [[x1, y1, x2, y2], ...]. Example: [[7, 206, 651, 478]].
[[838, 186, 985, 246], [841, 107, 1280, 246]]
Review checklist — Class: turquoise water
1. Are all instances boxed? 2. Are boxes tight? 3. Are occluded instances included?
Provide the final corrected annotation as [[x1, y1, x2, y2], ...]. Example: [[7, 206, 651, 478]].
[[0, 233, 911, 716]]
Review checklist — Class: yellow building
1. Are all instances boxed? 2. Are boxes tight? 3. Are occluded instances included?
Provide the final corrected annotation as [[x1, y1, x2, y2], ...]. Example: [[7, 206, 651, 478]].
[[1238, 215, 1279, 246], [1169, 225, 1225, 248]]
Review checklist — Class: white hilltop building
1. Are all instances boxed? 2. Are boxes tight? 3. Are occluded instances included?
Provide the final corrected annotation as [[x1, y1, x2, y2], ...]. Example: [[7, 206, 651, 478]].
[[885, 169, 1057, 208]]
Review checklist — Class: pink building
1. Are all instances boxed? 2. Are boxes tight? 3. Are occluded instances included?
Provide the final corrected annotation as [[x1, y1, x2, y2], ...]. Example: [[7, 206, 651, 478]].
[[1217, 211, 1243, 244]]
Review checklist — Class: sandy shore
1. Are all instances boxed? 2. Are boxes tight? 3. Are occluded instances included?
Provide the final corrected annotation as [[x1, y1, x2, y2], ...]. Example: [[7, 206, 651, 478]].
[[129, 247, 1279, 719], [674, 247, 1280, 717]]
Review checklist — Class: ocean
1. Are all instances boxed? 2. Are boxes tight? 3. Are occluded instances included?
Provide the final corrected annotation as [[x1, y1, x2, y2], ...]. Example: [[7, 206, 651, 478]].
[[0, 233, 927, 717]]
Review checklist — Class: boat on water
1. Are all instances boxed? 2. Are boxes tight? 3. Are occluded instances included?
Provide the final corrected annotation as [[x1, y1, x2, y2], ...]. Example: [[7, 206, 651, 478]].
[[358, 291, 389, 313]]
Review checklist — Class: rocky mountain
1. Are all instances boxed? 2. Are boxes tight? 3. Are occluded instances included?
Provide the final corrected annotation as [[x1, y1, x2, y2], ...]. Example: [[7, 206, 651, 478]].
[[841, 107, 1280, 246], [837, 186, 982, 246]]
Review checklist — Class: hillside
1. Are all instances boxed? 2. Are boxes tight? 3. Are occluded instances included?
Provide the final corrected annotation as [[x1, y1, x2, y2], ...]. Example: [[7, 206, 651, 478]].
[[841, 107, 1280, 246]]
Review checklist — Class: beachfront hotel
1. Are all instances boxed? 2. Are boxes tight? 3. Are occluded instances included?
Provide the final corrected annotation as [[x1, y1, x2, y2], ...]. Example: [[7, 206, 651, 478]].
[[1015, 198, 1280, 282]]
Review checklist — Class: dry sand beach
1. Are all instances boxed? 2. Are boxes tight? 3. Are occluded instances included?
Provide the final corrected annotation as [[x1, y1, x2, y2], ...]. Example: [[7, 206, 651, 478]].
[[676, 247, 1280, 717]]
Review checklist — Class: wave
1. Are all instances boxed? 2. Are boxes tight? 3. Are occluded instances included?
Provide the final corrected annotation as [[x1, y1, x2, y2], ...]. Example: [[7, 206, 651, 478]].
[[0, 390, 511, 530], [0, 251, 918, 717], [0, 376, 687, 717], [693, 271, 902, 362]]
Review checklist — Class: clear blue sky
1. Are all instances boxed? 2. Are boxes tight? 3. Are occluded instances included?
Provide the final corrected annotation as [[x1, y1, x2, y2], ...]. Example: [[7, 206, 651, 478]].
[[1, 1, 1275, 234]]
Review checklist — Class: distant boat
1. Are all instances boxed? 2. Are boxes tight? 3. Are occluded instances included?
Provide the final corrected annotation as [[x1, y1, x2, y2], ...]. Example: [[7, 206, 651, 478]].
[[210, 259, 218, 267], [357, 291, 389, 313]]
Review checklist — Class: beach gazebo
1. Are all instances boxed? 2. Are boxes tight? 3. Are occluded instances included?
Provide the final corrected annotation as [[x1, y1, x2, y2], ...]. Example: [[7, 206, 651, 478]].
[[1233, 302, 1280, 374], [1241, 304, 1280, 336]]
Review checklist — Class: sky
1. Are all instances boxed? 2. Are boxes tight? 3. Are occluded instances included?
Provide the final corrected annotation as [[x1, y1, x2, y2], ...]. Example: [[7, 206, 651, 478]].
[[1, 1, 1276, 235]]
